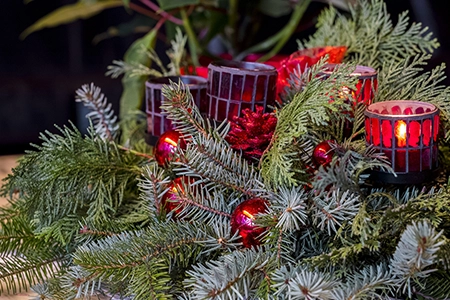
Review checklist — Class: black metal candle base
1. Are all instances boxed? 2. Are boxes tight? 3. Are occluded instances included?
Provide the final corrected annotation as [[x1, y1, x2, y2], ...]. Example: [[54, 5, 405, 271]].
[[369, 168, 440, 185], [145, 131, 159, 146]]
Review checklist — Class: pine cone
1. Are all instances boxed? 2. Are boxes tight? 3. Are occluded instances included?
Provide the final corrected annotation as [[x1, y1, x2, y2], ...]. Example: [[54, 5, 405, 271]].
[[226, 106, 277, 161]]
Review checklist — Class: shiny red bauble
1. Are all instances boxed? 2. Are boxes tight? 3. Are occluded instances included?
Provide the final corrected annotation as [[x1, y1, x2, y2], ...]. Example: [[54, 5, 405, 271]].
[[312, 140, 335, 168], [230, 198, 269, 248], [154, 130, 186, 166], [160, 177, 188, 217]]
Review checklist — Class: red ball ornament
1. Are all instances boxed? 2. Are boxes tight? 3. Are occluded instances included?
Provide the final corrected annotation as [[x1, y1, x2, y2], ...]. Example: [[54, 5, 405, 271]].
[[154, 130, 186, 166], [231, 198, 269, 248], [312, 140, 335, 168], [160, 177, 188, 217]]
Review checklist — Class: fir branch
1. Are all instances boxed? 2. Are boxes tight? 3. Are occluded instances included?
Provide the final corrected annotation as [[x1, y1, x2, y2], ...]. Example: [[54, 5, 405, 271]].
[[272, 264, 338, 299], [332, 264, 394, 300], [4, 123, 146, 233], [73, 222, 224, 298], [184, 247, 277, 299], [75, 83, 119, 140], [302, 0, 439, 69], [270, 185, 308, 232], [312, 189, 360, 235], [174, 135, 268, 200], [390, 220, 444, 297], [261, 60, 358, 187], [0, 251, 67, 295], [139, 162, 172, 217]]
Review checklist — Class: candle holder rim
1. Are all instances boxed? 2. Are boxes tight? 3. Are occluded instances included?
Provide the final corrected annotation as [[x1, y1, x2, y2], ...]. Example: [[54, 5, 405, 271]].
[[146, 75, 208, 87], [319, 63, 377, 77], [365, 100, 439, 118], [208, 60, 277, 73]]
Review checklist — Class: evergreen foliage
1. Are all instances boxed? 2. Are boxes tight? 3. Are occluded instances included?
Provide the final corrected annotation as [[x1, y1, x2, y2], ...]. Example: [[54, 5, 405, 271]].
[[1, 0, 450, 299]]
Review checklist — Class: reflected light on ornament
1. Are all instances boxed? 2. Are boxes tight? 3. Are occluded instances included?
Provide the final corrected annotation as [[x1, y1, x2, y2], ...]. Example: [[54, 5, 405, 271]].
[[164, 137, 178, 147]]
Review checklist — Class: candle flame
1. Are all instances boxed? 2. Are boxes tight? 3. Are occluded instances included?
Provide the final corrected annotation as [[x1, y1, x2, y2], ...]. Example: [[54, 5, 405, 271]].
[[164, 137, 178, 147], [395, 120, 407, 147], [242, 210, 254, 220]]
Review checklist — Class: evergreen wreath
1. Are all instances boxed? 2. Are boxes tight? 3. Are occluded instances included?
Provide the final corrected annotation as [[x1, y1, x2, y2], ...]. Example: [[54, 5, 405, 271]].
[[2, 0, 450, 299]]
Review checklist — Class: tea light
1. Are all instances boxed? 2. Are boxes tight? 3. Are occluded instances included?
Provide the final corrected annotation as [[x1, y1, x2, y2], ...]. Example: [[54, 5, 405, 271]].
[[364, 100, 440, 184], [319, 64, 378, 105], [145, 75, 208, 144], [207, 60, 278, 122]]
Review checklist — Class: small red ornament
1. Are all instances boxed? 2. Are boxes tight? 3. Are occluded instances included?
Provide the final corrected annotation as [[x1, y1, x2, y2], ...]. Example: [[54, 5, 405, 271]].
[[154, 130, 186, 166], [312, 140, 335, 168], [160, 177, 189, 217], [230, 198, 269, 248]]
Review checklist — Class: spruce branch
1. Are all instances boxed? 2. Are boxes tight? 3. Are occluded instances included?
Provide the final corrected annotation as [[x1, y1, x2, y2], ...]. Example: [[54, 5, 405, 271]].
[[272, 264, 338, 299], [270, 186, 308, 232], [0, 252, 67, 295], [332, 264, 394, 300], [302, 0, 439, 69], [313, 189, 360, 235], [75, 83, 119, 141], [390, 220, 444, 297], [184, 247, 277, 299], [261, 60, 358, 187]]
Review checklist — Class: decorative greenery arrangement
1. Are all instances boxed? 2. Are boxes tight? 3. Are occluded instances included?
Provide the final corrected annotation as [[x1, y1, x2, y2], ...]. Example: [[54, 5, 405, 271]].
[[3, 0, 450, 299]]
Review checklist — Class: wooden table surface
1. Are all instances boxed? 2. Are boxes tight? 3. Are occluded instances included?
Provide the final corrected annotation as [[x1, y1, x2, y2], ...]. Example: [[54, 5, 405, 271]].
[[0, 154, 37, 299]]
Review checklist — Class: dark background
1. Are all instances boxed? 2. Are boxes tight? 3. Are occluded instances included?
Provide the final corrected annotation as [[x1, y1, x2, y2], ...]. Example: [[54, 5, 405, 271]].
[[0, 0, 449, 155]]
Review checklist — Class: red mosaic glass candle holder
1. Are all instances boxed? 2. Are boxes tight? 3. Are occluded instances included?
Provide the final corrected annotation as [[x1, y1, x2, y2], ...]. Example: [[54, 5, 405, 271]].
[[364, 100, 440, 184], [145, 75, 208, 144], [207, 60, 278, 122], [319, 64, 378, 105]]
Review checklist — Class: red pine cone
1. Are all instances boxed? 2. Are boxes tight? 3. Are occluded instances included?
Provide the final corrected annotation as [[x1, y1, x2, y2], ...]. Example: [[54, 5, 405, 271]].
[[226, 106, 277, 161]]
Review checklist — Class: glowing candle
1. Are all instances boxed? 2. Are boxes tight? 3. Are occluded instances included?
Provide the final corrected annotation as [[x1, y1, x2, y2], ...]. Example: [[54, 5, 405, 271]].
[[364, 100, 440, 184]]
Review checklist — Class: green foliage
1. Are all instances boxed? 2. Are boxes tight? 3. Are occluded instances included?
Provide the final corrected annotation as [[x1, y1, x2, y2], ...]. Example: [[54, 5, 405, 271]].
[[20, 0, 123, 39], [116, 29, 158, 118], [302, 0, 439, 70], [261, 61, 358, 187]]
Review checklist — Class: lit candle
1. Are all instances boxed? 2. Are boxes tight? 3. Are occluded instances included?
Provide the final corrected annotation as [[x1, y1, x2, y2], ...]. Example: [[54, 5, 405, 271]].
[[364, 100, 440, 184]]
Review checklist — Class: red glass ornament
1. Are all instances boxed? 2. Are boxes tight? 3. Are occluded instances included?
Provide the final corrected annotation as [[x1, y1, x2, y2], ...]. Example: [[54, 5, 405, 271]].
[[160, 177, 188, 217], [230, 198, 269, 248], [312, 140, 335, 168], [154, 130, 186, 166]]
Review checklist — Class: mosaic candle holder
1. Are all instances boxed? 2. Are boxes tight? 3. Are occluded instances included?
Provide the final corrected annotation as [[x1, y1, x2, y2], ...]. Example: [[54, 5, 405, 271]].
[[145, 75, 208, 143], [364, 100, 440, 184], [319, 64, 378, 105], [207, 61, 278, 122]]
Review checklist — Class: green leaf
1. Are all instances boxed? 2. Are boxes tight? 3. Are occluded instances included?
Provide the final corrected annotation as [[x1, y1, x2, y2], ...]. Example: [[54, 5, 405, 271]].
[[119, 29, 157, 118], [92, 14, 156, 44], [122, 0, 130, 8], [258, 0, 292, 18], [156, 0, 199, 10], [20, 0, 123, 39]]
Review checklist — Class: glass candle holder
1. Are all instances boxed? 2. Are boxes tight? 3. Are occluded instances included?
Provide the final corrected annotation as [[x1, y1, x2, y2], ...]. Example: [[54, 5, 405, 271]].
[[145, 75, 208, 144], [364, 100, 440, 184], [319, 64, 378, 105], [207, 60, 278, 122]]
